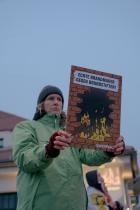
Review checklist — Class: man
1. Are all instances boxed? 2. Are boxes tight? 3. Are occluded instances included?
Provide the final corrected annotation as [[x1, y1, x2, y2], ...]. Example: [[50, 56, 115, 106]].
[[12, 85, 125, 210]]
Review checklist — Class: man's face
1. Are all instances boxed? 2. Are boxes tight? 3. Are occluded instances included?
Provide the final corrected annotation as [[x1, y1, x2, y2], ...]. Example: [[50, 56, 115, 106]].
[[43, 94, 63, 115]]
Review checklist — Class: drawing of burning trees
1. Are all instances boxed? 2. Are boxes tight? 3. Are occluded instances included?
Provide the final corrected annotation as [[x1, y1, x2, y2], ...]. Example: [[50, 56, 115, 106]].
[[66, 65, 122, 149], [75, 88, 114, 142]]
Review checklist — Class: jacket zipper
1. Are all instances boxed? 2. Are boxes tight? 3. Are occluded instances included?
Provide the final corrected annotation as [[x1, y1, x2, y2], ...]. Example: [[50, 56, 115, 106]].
[[54, 115, 57, 128]]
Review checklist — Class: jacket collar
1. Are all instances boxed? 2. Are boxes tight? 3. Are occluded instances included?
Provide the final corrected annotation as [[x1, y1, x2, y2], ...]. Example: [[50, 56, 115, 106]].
[[38, 113, 61, 128]]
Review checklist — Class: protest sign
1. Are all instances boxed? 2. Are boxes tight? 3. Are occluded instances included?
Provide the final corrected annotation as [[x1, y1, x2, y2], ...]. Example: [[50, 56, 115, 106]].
[[66, 65, 122, 151]]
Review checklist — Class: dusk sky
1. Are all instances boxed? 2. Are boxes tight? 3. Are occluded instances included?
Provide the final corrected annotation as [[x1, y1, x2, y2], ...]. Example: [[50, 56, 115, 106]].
[[0, 0, 140, 165]]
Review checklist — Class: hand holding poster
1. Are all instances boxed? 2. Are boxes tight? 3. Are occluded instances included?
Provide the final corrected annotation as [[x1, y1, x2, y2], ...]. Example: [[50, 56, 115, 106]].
[[66, 65, 122, 151]]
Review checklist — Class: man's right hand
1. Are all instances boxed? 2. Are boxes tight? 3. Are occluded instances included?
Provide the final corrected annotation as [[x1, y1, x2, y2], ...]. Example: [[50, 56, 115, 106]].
[[45, 130, 72, 158], [53, 130, 72, 150]]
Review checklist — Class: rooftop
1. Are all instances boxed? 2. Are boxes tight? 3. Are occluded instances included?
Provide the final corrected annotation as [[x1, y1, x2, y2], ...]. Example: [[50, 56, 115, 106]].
[[0, 111, 27, 131]]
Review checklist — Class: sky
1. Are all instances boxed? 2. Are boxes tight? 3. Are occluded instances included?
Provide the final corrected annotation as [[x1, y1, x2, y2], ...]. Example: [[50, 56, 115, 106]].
[[0, 0, 140, 166]]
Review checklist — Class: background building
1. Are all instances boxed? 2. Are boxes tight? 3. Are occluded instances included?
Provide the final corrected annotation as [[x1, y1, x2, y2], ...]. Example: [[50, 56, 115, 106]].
[[83, 146, 140, 210], [0, 111, 26, 210]]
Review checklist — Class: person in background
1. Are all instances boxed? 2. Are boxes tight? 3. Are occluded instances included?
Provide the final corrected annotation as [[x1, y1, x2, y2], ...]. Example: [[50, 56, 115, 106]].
[[113, 201, 124, 210], [12, 85, 125, 210], [86, 170, 113, 210]]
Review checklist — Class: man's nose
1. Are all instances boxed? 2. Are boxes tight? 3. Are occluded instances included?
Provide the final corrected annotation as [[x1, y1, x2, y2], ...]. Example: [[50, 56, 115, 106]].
[[53, 99, 59, 104]]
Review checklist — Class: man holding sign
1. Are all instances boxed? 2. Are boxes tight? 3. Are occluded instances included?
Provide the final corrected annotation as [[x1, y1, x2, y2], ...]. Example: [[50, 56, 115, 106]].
[[12, 84, 125, 210]]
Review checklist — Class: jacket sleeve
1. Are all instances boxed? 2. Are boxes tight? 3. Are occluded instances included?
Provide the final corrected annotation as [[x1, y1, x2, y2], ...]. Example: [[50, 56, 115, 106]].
[[12, 121, 53, 173], [77, 148, 114, 166]]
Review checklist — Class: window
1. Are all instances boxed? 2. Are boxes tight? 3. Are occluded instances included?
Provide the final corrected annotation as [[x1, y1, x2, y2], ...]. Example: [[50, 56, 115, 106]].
[[0, 193, 17, 210], [0, 138, 4, 148]]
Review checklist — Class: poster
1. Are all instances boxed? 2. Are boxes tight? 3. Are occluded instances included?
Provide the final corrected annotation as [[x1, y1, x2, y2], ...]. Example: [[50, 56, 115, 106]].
[[66, 65, 122, 151]]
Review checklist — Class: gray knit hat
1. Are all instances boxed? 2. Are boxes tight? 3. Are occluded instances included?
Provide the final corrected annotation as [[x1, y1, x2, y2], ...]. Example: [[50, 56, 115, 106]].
[[33, 85, 64, 120]]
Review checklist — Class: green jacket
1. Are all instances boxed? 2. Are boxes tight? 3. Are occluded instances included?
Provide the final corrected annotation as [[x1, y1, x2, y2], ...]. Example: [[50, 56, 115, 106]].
[[12, 113, 113, 210]]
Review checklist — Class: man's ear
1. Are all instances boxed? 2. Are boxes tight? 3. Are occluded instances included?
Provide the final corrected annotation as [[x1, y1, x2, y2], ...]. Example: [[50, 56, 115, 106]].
[[37, 102, 44, 114]]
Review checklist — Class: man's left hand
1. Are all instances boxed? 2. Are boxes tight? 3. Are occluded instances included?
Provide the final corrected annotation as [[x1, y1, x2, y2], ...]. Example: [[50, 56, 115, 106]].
[[113, 136, 125, 155]]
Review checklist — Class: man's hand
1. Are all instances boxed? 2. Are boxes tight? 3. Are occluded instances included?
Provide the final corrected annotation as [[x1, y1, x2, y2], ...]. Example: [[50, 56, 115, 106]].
[[45, 130, 72, 158], [113, 136, 125, 155], [53, 130, 72, 150]]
